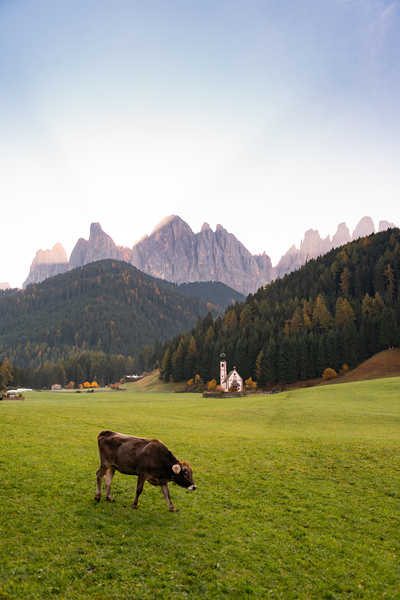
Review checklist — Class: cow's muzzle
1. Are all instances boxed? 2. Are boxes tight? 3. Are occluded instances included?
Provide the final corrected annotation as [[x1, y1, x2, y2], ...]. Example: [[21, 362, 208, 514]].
[[188, 484, 197, 491]]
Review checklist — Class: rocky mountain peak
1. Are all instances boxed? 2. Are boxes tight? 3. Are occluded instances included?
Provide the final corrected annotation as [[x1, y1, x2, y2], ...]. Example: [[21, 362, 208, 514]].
[[70, 222, 122, 269], [352, 216, 375, 240], [300, 229, 331, 259], [23, 243, 69, 288], [332, 223, 351, 248], [130, 218, 273, 294], [379, 220, 396, 232], [32, 243, 68, 265], [69, 238, 89, 269], [152, 215, 192, 236], [89, 222, 103, 236]]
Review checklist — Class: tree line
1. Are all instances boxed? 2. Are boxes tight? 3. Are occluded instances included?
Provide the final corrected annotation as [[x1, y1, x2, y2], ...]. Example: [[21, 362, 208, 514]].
[[0, 350, 137, 390]]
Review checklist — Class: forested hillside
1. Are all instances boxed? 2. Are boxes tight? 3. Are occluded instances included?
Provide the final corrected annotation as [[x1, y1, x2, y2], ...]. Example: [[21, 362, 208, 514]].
[[177, 281, 244, 308], [160, 229, 400, 386], [0, 260, 210, 368]]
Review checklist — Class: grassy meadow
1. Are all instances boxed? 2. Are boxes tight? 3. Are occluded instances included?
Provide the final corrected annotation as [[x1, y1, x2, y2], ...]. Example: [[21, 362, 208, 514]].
[[1, 380, 400, 599]]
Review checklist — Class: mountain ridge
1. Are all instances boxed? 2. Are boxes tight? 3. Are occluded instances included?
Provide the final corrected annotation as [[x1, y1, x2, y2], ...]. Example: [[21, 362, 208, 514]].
[[22, 215, 397, 293]]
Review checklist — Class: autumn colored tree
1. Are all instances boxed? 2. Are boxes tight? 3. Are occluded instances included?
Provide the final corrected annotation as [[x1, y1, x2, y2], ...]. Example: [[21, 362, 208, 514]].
[[207, 379, 217, 391], [335, 297, 355, 328], [245, 377, 257, 392], [0, 358, 13, 389], [312, 295, 333, 331], [340, 267, 351, 297], [322, 367, 337, 380]]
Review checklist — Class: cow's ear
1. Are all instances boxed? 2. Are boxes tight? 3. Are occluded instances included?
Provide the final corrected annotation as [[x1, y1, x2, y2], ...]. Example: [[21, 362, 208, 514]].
[[172, 463, 181, 474]]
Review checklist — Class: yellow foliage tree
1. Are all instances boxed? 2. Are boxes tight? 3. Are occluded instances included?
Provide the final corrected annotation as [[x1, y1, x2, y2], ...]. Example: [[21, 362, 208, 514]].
[[207, 379, 217, 391], [312, 295, 333, 330], [322, 368, 337, 380], [245, 377, 257, 392], [335, 297, 355, 328]]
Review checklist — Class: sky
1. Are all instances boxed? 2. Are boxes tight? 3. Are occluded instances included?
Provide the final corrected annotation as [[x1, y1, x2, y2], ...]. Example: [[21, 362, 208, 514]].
[[1, 0, 399, 288]]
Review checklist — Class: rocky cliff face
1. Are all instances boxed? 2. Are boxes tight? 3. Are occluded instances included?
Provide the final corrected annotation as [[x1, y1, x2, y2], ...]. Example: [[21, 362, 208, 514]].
[[23, 243, 69, 288], [131, 216, 273, 295], [24, 218, 274, 295], [379, 220, 396, 232], [69, 222, 123, 268], [332, 222, 351, 248], [352, 216, 375, 240], [275, 230, 332, 279]]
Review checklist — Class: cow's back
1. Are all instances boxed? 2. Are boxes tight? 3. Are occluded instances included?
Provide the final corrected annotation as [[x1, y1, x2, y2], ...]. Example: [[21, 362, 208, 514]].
[[97, 431, 152, 475]]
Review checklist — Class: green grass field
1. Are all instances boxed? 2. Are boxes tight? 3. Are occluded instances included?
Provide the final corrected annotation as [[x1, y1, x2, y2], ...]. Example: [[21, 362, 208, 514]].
[[1, 379, 400, 599]]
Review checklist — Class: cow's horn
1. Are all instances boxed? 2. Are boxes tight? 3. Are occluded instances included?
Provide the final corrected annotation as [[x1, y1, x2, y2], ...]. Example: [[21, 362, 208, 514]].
[[172, 463, 181, 474]]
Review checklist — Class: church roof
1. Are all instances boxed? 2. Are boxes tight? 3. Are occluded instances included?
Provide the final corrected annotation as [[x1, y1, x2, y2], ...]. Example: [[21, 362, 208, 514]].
[[227, 368, 242, 380]]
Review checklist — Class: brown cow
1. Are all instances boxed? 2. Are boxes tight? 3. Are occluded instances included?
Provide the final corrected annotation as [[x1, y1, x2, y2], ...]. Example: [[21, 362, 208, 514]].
[[95, 430, 196, 512]]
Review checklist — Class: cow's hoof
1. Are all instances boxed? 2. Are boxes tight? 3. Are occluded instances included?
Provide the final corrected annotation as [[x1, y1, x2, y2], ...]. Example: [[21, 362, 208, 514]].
[[106, 497, 115, 503], [169, 507, 179, 513], [132, 505, 138, 510], [94, 495, 100, 502]]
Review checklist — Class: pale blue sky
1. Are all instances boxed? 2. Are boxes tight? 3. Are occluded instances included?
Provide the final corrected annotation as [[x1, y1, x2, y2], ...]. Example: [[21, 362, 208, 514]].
[[1, 0, 399, 287]]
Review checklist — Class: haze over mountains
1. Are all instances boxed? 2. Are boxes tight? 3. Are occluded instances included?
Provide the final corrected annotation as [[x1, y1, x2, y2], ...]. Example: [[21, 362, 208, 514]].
[[23, 216, 396, 294]]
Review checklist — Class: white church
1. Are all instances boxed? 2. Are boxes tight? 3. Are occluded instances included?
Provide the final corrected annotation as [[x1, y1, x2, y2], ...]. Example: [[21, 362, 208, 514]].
[[219, 354, 243, 392]]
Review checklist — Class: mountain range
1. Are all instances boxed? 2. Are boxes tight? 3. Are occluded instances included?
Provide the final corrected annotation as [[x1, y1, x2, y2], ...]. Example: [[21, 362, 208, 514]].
[[23, 215, 396, 295]]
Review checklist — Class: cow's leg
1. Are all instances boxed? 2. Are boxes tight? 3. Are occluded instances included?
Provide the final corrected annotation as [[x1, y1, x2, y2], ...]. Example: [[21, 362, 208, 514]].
[[95, 464, 107, 501], [132, 473, 146, 509], [161, 484, 177, 512], [105, 467, 115, 502]]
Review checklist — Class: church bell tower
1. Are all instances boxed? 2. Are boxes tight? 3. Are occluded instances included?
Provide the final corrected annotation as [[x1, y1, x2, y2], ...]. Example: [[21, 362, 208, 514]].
[[219, 352, 227, 391]]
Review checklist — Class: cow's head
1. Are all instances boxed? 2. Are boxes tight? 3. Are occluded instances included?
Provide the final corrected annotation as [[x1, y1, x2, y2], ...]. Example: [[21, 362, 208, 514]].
[[172, 461, 196, 490]]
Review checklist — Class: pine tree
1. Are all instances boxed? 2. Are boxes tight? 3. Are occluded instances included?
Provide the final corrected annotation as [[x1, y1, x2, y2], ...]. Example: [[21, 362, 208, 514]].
[[335, 297, 355, 328], [171, 337, 186, 382], [0, 358, 13, 389], [312, 295, 333, 331], [340, 266, 351, 297], [184, 336, 198, 380]]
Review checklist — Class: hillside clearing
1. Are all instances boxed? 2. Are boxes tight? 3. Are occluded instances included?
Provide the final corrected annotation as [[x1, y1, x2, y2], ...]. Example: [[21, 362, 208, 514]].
[[337, 347, 400, 383], [1, 379, 400, 599], [125, 370, 184, 393]]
